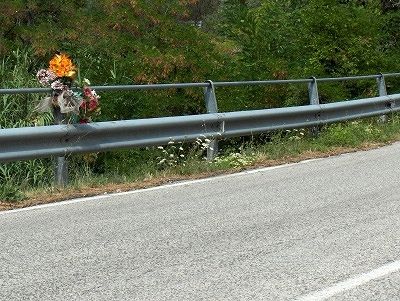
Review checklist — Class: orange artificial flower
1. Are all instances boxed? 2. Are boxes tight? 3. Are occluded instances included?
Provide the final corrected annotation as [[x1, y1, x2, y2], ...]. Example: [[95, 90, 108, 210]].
[[49, 53, 77, 78]]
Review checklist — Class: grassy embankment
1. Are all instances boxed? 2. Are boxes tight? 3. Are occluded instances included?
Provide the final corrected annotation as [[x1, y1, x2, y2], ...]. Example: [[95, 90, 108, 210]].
[[2, 115, 400, 209]]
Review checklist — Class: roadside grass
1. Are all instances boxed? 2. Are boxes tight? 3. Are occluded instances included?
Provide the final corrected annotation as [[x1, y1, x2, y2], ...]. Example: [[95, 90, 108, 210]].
[[2, 114, 400, 209], [0, 49, 54, 204]]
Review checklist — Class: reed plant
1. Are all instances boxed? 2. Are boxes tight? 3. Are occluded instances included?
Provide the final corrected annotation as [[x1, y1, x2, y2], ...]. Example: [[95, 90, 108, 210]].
[[0, 49, 54, 201]]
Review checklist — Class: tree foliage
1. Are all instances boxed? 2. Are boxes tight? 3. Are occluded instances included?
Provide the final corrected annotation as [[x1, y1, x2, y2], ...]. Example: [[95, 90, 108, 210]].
[[206, 0, 400, 105], [0, 0, 232, 119], [1, 0, 400, 111], [215, 0, 392, 78]]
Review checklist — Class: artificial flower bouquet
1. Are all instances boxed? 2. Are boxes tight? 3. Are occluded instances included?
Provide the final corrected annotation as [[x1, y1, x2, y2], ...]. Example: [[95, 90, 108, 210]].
[[36, 53, 100, 123]]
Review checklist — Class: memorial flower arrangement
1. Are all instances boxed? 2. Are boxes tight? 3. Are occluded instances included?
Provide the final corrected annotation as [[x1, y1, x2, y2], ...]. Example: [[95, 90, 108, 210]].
[[36, 53, 100, 123]]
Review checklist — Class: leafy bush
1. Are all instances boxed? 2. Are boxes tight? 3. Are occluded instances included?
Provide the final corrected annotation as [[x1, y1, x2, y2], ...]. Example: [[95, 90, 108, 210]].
[[0, 183, 25, 203]]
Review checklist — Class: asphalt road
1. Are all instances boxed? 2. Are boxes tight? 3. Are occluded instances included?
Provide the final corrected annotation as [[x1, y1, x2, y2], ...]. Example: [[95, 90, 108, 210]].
[[2, 143, 400, 300]]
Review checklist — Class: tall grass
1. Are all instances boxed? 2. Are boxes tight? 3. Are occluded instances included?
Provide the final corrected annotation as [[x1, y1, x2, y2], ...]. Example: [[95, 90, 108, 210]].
[[0, 49, 54, 201]]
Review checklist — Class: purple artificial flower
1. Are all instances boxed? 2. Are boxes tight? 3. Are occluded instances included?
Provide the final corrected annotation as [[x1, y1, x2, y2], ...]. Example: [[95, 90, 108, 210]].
[[36, 69, 57, 87]]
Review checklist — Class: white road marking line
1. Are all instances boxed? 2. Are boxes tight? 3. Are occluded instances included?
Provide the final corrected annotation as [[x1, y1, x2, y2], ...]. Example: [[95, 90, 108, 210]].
[[295, 260, 400, 301], [0, 158, 324, 215]]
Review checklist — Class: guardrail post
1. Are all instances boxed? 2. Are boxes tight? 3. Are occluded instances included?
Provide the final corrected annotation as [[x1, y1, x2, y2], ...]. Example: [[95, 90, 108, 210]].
[[308, 77, 320, 136], [308, 77, 320, 105], [53, 107, 68, 187], [204, 80, 219, 160], [377, 73, 388, 123]]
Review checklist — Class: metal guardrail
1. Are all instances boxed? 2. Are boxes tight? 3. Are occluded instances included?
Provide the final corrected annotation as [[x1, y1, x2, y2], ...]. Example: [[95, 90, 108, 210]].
[[1, 73, 399, 95], [1, 93, 400, 163], [1, 73, 400, 185]]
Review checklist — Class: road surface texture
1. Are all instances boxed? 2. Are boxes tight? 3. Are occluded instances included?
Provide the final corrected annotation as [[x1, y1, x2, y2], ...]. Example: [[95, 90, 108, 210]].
[[2, 143, 400, 300]]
